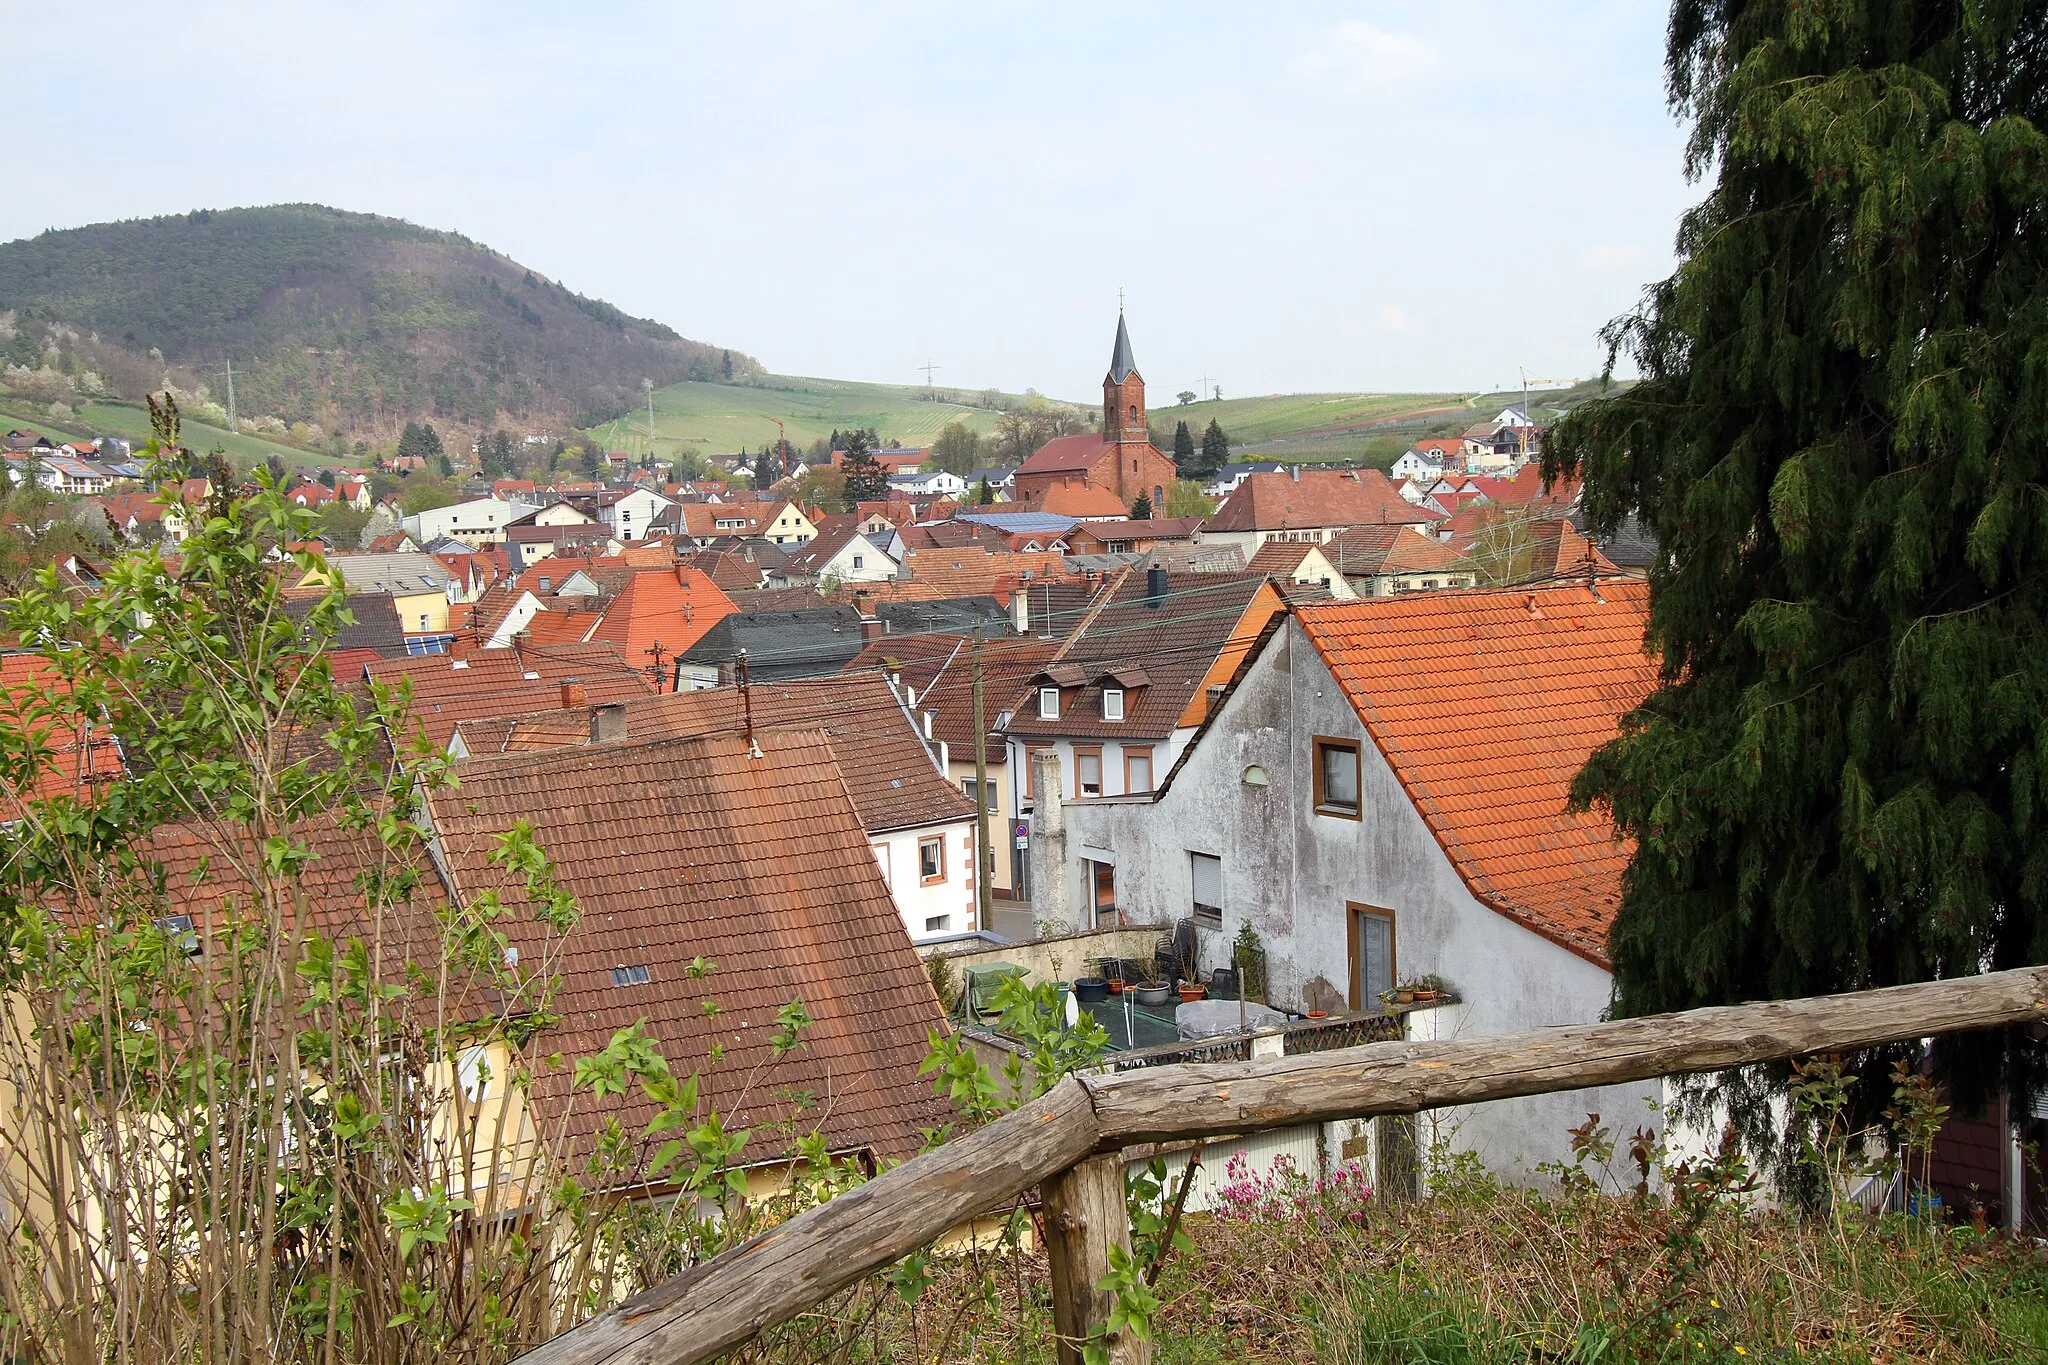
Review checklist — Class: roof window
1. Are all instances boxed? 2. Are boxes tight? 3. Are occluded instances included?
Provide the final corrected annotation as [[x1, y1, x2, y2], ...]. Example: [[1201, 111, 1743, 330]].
[[609, 965, 651, 987], [1102, 687, 1125, 722], [1038, 686, 1060, 720]]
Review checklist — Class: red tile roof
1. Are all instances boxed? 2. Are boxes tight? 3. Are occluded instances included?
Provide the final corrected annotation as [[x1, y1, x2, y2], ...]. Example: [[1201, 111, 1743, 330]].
[[0, 653, 125, 810], [453, 673, 974, 836], [1207, 469, 1434, 534], [363, 642, 657, 748], [849, 634, 1062, 754], [1294, 581, 1657, 965], [431, 729, 952, 1164], [1015, 434, 1111, 474]]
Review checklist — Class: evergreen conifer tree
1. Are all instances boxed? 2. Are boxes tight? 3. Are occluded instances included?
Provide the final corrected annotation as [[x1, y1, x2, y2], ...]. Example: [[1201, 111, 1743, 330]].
[[753, 446, 775, 491], [1199, 419, 1230, 478], [1129, 493, 1153, 520], [838, 428, 888, 511], [1173, 421, 1196, 475], [1547, 0, 2048, 1101], [975, 477, 994, 506], [480, 429, 514, 479]]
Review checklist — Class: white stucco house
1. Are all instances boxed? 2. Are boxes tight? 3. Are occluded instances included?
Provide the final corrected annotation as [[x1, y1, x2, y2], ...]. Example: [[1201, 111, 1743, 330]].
[[1050, 580, 1664, 1181], [402, 498, 519, 548], [595, 487, 674, 542]]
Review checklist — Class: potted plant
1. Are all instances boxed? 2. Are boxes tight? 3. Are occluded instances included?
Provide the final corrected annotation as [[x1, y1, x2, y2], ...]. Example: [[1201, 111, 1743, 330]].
[[1411, 972, 1447, 1003], [1074, 976, 1109, 1004], [1177, 980, 1208, 1003], [1134, 978, 1173, 1007]]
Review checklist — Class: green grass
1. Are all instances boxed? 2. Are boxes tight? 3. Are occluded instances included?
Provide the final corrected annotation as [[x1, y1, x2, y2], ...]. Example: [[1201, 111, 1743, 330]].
[[584, 373, 1028, 460], [1156, 391, 1468, 445], [0, 399, 343, 469]]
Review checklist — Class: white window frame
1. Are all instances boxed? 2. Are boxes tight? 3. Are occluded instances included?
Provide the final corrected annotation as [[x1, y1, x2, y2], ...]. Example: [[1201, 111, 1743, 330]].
[[1102, 687, 1125, 722], [1038, 686, 1060, 720]]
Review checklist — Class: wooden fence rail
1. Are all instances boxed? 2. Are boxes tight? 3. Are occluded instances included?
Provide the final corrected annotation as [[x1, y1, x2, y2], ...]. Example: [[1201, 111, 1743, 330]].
[[516, 965, 2048, 1365]]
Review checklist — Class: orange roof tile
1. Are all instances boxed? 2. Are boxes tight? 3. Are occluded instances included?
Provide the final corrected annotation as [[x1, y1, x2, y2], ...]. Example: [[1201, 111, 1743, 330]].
[[0, 653, 125, 810], [1294, 581, 1656, 966], [585, 566, 736, 670]]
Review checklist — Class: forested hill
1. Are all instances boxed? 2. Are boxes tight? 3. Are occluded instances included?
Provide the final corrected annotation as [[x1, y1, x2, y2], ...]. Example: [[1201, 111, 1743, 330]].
[[0, 204, 758, 446]]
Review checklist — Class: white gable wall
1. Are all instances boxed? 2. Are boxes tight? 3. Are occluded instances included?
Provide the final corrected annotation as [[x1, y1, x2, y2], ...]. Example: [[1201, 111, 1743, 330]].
[[1059, 618, 1655, 1182]]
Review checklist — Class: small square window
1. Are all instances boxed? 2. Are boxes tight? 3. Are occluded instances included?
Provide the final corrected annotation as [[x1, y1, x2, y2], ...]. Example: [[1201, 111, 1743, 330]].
[[1102, 688, 1125, 722], [1315, 738, 1362, 818], [919, 835, 945, 884], [924, 914, 951, 934], [1038, 687, 1060, 720], [609, 964, 651, 987], [1076, 749, 1102, 797]]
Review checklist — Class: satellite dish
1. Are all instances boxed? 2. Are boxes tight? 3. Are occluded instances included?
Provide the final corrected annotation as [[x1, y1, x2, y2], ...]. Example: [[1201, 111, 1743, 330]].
[[1063, 989, 1080, 1029]]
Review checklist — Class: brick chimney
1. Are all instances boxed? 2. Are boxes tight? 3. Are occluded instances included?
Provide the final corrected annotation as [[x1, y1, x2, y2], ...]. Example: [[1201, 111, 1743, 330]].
[[560, 678, 586, 708]]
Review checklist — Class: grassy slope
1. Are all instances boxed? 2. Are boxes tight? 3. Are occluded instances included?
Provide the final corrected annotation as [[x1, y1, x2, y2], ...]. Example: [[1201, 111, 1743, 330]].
[[585, 374, 1023, 460], [0, 399, 342, 469]]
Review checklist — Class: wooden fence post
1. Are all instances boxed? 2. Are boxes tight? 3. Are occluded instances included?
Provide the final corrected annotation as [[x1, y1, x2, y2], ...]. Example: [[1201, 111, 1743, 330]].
[[1042, 1152, 1148, 1365]]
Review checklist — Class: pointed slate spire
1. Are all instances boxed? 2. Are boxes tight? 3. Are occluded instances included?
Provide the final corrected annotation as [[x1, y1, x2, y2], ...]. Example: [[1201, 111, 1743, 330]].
[[1107, 312, 1138, 384]]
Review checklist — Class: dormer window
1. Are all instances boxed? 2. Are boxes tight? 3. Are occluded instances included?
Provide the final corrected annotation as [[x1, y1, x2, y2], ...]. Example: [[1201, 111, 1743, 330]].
[[1102, 687, 1125, 722], [1038, 687, 1060, 720]]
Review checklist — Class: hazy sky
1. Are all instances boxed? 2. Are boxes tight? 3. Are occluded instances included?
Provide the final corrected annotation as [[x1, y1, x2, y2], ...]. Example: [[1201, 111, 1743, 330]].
[[7, 3, 1698, 399]]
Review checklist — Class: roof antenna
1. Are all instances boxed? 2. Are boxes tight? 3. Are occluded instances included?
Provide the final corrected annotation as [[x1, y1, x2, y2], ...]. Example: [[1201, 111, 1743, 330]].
[[737, 648, 760, 758]]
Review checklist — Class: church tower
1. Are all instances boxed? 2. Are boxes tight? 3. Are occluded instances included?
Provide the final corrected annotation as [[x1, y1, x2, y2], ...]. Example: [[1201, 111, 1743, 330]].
[[1103, 312, 1147, 450]]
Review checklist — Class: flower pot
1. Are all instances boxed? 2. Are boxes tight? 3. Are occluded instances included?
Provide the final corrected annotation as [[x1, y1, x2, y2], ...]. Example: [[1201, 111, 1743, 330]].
[[1306, 1009, 1329, 1019], [1394, 989, 1415, 1005], [1073, 978, 1109, 1004], [1177, 983, 1207, 1003], [1134, 984, 1173, 1006], [1412, 989, 1438, 1002], [1106, 978, 1126, 995]]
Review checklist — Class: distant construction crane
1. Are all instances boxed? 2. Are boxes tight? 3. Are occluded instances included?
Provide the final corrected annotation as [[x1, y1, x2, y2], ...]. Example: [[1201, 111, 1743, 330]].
[[1515, 368, 1580, 457]]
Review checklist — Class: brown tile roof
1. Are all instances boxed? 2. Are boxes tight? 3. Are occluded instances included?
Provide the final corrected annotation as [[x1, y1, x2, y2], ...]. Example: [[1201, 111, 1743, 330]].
[[1524, 520, 1619, 582], [431, 730, 952, 1165], [1324, 524, 1472, 576], [1294, 581, 1657, 966], [451, 672, 974, 836], [1004, 572, 1286, 741], [687, 547, 773, 594], [1206, 469, 1435, 534], [1245, 541, 1319, 576], [851, 634, 1062, 754], [363, 642, 657, 748], [725, 586, 832, 613]]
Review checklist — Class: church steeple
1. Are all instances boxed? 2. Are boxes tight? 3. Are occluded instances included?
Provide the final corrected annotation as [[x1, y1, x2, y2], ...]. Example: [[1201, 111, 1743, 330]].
[[1103, 310, 1146, 444], [1108, 312, 1137, 384]]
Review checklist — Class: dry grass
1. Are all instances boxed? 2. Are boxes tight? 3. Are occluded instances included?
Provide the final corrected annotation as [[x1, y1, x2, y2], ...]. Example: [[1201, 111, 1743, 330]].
[[803, 1187, 2048, 1363]]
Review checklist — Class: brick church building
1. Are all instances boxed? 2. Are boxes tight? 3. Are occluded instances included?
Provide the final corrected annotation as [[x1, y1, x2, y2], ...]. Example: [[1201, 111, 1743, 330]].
[[1012, 314, 1181, 516]]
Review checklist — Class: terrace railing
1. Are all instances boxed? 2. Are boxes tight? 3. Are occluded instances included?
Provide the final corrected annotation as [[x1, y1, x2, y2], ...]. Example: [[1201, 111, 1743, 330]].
[[515, 966, 2048, 1365]]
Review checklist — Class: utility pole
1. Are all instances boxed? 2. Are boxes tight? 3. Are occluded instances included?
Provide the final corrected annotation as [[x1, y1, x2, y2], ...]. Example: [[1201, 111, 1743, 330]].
[[918, 360, 941, 397], [972, 626, 992, 933], [223, 358, 236, 433]]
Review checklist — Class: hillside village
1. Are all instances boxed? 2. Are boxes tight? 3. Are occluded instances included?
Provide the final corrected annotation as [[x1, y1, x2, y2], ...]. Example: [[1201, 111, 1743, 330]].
[[0, 310, 2025, 1253]]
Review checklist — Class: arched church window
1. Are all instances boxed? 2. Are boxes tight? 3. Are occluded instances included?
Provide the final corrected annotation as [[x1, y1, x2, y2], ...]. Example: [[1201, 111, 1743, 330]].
[[1128, 404, 1139, 424]]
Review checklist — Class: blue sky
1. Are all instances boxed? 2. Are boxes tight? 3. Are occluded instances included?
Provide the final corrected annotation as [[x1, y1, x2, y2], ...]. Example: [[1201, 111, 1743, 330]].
[[7, 3, 1699, 398]]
